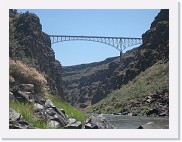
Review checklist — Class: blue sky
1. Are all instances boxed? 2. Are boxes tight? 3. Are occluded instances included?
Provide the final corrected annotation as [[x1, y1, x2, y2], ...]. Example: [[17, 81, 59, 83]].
[[18, 9, 160, 66]]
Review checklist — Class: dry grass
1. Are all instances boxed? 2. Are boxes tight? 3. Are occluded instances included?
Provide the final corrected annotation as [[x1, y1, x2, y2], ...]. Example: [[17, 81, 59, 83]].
[[9, 59, 47, 86]]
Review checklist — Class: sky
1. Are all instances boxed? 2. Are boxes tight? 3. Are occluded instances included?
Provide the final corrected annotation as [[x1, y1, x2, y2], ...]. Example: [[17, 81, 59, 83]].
[[17, 9, 160, 66]]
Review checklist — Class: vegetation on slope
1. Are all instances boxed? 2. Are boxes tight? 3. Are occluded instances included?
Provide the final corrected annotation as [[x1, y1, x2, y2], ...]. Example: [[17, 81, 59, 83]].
[[86, 60, 169, 115], [10, 101, 47, 128], [47, 94, 86, 122], [9, 58, 86, 128], [9, 59, 47, 91], [10, 93, 86, 128]]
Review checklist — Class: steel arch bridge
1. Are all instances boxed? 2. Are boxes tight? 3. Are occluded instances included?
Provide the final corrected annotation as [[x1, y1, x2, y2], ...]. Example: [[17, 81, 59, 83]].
[[49, 35, 142, 60]]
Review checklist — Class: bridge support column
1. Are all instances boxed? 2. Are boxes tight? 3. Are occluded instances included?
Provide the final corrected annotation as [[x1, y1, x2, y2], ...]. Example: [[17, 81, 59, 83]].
[[120, 51, 122, 61]]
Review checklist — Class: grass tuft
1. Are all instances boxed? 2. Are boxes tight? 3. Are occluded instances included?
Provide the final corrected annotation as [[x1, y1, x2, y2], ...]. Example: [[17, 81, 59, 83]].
[[47, 95, 86, 122], [9, 101, 47, 128]]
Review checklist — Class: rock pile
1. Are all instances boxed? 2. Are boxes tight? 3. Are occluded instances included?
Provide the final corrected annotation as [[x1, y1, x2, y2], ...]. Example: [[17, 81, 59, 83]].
[[84, 114, 115, 129], [10, 83, 115, 129], [9, 83, 80, 129], [117, 89, 169, 117], [9, 108, 29, 129]]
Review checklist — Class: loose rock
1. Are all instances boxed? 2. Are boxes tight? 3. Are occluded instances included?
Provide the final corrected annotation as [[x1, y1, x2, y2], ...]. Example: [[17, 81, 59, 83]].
[[45, 99, 55, 108], [9, 108, 29, 129], [18, 84, 34, 93], [137, 122, 162, 129], [34, 103, 44, 113], [9, 92, 15, 102], [47, 120, 60, 129], [67, 118, 76, 124], [85, 114, 115, 129], [65, 121, 82, 129]]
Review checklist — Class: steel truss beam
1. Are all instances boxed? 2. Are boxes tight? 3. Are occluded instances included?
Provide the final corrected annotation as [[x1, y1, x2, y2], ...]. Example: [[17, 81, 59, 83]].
[[49, 35, 142, 60]]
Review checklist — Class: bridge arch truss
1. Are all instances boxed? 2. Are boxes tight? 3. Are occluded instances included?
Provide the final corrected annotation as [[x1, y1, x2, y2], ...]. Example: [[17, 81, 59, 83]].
[[49, 35, 142, 60]]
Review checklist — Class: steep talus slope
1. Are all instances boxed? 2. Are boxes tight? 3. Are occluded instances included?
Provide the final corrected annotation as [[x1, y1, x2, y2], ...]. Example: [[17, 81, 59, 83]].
[[9, 10, 63, 98], [62, 9, 169, 111]]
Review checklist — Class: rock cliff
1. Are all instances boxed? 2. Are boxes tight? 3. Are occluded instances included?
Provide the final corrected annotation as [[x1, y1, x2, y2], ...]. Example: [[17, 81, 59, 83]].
[[9, 10, 64, 99]]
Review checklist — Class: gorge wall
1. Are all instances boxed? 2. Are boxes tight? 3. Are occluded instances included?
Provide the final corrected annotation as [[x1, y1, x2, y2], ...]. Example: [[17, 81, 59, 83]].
[[62, 9, 169, 109], [9, 10, 64, 99]]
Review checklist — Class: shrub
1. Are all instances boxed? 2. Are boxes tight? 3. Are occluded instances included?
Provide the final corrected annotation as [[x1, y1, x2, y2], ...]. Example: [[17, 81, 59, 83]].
[[9, 59, 47, 87]]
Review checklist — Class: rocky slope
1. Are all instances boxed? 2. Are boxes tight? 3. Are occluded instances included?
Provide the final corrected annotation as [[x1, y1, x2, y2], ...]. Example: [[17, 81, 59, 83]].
[[9, 83, 113, 129], [90, 61, 169, 116], [62, 9, 169, 111], [9, 9, 63, 99], [9, 10, 114, 129]]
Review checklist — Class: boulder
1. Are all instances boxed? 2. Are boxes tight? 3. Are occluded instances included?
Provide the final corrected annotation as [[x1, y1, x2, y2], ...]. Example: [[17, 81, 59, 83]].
[[158, 110, 168, 116], [146, 108, 159, 116], [53, 107, 67, 120], [9, 108, 21, 122], [45, 99, 55, 108], [14, 91, 34, 102], [9, 121, 29, 129], [128, 112, 137, 116], [33, 93, 46, 105], [59, 108, 66, 115], [33, 103, 44, 113], [18, 84, 34, 93], [158, 112, 167, 116], [114, 113, 122, 115], [65, 121, 82, 129], [47, 120, 60, 129], [146, 98, 154, 103], [47, 113, 67, 127], [45, 108, 57, 116], [122, 111, 128, 115], [44, 99, 67, 127], [85, 114, 115, 129], [137, 122, 162, 129], [85, 123, 98, 129], [67, 118, 76, 124], [79, 103, 88, 108], [45, 102, 67, 120], [9, 108, 29, 129], [127, 113, 133, 116], [9, 92, 15, 102]]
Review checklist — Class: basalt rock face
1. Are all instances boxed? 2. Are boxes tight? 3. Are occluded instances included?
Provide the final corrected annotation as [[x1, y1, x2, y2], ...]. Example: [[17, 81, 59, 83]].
[[62, 9, 169, 109], [141, 9, 169, 64], [9, 10, 64, 99]]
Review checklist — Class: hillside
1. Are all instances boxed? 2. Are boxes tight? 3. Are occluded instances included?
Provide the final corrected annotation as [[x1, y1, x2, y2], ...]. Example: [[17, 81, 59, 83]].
[[62, 9, 169, 113], [87, 61, 169, 116], [9, 9, 86, 129]]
